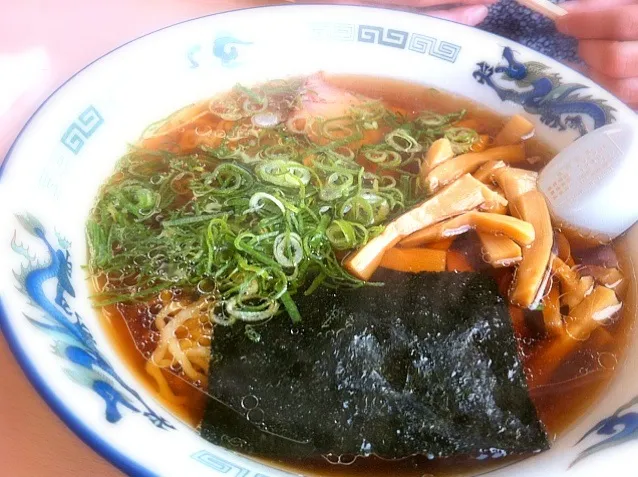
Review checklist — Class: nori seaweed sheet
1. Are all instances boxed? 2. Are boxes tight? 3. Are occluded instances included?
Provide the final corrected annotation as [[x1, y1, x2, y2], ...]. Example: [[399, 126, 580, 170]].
[[201, 271, 548, 460]]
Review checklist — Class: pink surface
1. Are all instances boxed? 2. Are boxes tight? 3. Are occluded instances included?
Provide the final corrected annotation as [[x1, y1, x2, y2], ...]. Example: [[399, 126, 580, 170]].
[[0, 1, 279, 475]]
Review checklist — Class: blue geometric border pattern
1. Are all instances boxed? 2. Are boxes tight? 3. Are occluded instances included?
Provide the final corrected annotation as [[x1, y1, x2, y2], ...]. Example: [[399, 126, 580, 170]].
[[191, 451, 272, 477], [408, 33, 461, 63], [61, 105, 104, 155], [310, 22, 356, 41], [358, 25, 408, 49], [355, 24, 461, 63]]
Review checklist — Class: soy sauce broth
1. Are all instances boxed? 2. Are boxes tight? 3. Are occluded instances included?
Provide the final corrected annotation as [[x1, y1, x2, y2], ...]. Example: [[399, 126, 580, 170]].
[[92, 75, 635, 476]]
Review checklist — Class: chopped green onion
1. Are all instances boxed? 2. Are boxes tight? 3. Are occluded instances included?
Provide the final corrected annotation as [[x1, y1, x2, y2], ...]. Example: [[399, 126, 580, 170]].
[[255, 160, 312, 188], [87, 77, 471, 329], [445, 127, 479, 154], [385, 129, 423, 153], [273, 232, 304, 267], [280, 291, 301, 323]]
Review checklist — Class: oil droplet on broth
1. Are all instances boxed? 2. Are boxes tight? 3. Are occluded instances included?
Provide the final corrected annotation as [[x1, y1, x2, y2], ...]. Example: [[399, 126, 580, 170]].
[[174, 325, 190, 339], [241, 394, 259, 410], [321, 453, 360, 466], [338, 454, 359, 465], [247, 408, 265, 423], [597, 351, 618, 370]]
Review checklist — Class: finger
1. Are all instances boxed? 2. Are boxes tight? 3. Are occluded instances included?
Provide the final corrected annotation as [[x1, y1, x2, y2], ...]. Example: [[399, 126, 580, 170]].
[[562, 0, 636, 13], [427, 5, 489, 25], [588, 69, 638, 104], [579, 40, 638, 78], [557, 5, 638, 40]]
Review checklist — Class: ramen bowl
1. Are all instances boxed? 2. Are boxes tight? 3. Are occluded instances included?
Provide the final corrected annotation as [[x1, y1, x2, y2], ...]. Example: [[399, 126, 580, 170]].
[[1, 5, 637, 477]]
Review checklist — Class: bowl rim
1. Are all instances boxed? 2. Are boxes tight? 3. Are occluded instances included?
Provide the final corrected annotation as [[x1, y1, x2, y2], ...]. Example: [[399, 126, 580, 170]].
[[0, 4, 633, 476]]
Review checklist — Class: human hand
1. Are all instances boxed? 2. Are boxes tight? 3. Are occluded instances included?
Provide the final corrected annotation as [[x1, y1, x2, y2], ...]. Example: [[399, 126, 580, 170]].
[[557, 0, 638, 107], [283, 0, 498, 26]]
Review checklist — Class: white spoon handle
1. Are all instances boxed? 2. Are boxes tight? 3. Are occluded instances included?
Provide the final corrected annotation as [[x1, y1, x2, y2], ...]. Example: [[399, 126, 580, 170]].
[[516, 0, 567, 20], [538, 123, 638, 240]]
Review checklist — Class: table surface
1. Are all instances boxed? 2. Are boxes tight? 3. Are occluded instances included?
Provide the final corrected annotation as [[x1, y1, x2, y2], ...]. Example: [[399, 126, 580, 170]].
[[0, 1, 281, 475]]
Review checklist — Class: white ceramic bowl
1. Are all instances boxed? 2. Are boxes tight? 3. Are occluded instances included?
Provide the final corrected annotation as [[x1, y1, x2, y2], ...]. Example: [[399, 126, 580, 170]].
[[1, 5, 636, 477]]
